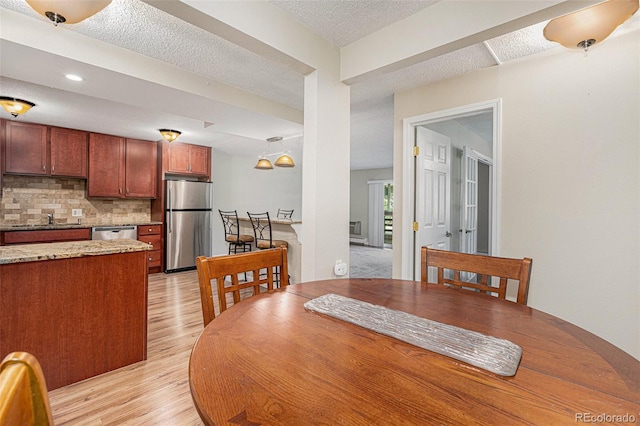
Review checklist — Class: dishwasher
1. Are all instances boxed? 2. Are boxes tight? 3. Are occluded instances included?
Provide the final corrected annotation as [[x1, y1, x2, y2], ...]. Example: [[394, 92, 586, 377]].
[[91, 225, 138, 240]]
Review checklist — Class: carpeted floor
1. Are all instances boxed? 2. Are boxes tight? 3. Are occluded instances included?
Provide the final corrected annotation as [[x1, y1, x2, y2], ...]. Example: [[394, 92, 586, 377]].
[[349, 244, 392, 278]]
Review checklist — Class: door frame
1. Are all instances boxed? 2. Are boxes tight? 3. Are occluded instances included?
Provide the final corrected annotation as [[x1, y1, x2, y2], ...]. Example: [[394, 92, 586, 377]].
[[401, 99, 502, 279]]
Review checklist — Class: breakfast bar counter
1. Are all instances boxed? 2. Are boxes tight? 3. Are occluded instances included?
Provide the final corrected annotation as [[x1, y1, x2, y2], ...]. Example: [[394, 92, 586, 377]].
[[0, 240, 151, 390]]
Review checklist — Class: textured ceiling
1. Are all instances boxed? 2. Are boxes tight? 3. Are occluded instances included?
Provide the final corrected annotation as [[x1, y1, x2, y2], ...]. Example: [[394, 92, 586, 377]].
[[0, 0, 638, 170]]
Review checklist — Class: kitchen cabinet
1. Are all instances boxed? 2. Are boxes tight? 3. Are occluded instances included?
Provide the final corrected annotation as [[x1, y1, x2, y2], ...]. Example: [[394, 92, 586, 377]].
[[88, 134, 157, 198], [50, 126, 88, 177], [4, 121, 47, 175], [3, 121, 88, 178], [137, 224, 163, 273], [1, 228, 91, 245], [0, 246, 148, 390], [163, 142, 210, 178]]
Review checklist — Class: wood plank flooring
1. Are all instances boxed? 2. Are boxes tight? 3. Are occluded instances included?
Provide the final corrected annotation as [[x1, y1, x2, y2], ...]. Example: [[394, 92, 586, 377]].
[[48, 271, 207, 425]]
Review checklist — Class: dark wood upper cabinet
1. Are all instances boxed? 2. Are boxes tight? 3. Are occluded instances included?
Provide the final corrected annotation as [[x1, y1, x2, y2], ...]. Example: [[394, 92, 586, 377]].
[[125, 138, 157, 198], [164, 142, 211, 178], [88, 133, 156, 198], [3, 121, 88, 178], [88, 133, 124, 197], [4, 121, 48, 175], [50, 126, 88, 178]]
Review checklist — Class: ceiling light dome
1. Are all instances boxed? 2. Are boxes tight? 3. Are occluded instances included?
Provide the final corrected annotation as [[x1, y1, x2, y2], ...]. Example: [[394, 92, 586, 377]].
[[25, 0, 112, 25], [0, 97, 36, 117], [544, 0, 639, 51], [159, 129, 181, 142]]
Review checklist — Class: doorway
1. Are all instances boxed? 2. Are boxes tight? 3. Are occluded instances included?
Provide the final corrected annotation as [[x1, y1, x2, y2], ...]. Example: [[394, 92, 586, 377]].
[[401, 100, 501, 280]]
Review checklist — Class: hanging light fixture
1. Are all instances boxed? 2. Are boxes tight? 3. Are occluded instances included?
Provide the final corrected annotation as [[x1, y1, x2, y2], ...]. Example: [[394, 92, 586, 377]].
[[254, 157, 274, 170], [25, 0, 112, 26], [0, 97, 36, 117], [254, 136, 297, 170], [159, 129, 182, 143], [543, 0, 639, 51], [274, 153, 295, 167]]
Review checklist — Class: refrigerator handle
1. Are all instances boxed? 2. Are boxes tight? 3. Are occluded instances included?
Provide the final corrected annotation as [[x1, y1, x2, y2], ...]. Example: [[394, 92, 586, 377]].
[[167, 186, 172, 234]]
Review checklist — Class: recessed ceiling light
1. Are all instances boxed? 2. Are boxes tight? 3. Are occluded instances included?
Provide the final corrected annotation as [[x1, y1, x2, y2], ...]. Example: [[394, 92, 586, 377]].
[[65, 74, 83, 82]]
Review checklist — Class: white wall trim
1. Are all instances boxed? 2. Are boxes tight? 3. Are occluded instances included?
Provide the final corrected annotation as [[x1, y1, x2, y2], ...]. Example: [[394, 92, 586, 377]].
[[401, 99, 502, 279]]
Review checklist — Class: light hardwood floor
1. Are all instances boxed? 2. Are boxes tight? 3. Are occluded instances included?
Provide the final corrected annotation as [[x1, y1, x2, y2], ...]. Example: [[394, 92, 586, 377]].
[[48, 271, 206, 425]]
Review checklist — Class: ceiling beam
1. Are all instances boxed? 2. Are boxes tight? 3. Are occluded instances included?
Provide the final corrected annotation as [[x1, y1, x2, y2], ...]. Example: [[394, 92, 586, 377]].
[[340, 0, 601, 85]]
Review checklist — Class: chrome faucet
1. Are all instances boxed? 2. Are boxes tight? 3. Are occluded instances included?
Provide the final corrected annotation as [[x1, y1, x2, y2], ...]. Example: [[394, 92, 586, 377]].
[[47, 213, 54, 225]]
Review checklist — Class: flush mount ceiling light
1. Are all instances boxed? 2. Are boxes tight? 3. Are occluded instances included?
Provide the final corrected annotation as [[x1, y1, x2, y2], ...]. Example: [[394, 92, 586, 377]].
[[543, 0, 639, 51], [159, 129, 182, 143], [254, 136, 297, 170], [25, 0, 112, 26], [0, 97, 36, 117]]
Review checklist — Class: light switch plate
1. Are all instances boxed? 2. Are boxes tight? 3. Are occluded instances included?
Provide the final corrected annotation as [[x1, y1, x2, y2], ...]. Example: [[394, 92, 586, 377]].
[[72, 209, 82, 217]]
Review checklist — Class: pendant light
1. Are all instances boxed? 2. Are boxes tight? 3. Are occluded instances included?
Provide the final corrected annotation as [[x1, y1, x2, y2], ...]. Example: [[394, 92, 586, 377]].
[[159, 129, 182, 143], [543, 0, 639, 51], [254, 157, 274, 170], [0, 97, 36, 117], [274, 154, 295, 167], [254, 136, 297, 170], [25, 0, 112, 25]]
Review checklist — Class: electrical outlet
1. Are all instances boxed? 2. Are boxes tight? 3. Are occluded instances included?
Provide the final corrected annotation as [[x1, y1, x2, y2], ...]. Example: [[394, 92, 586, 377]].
[[334, 260, 348, 276], [72, 209, 82, 217]]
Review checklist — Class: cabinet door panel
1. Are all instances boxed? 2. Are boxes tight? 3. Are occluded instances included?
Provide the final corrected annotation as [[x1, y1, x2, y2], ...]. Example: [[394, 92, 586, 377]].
[[4, 121, 48, 175], [125, 139, 157, 198], [166, 143, 190, 174], [88, 133, 124, 197], [188, 145, 210, 176], [51, 127, 88, 178]]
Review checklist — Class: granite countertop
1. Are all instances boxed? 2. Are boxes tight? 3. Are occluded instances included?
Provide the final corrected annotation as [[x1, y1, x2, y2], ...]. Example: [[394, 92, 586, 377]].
[[0, 239, 152, 265], [0, 222, 163, 232]]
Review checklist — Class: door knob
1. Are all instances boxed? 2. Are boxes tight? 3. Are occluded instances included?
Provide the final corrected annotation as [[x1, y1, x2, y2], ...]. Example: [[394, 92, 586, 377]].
[[445, 231, 452, 237]]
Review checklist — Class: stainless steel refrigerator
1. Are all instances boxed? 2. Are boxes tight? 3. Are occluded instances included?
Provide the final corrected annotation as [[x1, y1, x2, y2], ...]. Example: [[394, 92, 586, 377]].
[[165, 180, 213, 273]]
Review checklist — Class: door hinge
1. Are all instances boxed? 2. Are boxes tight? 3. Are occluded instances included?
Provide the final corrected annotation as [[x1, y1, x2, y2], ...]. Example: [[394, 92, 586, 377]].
[[413, 221, 419, 231], [413, 146, 420, 156]]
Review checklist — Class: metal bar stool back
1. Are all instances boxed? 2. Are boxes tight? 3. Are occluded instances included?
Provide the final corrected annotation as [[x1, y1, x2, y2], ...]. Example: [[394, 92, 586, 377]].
[[219, 210, 253, 254]]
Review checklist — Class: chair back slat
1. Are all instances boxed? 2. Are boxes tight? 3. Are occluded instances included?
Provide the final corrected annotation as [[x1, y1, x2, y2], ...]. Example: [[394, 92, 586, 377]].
[[0, 352, 53, 426], [421, 247, 532, 305], [196, 247, 289, 326]]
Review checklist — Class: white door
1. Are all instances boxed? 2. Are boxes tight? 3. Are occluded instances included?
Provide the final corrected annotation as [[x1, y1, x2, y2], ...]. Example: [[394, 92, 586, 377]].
[[461, 146, 479, 255], [414, 127, 451, 280]]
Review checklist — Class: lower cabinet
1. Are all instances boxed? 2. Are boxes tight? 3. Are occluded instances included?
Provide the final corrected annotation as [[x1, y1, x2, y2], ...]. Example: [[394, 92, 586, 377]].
[[1, 228, 91, 245], [137, 224, 163, 273]]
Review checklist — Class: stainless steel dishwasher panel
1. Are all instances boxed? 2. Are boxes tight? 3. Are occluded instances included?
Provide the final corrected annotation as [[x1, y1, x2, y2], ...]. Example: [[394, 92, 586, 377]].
[[91, 226, 138, 240]]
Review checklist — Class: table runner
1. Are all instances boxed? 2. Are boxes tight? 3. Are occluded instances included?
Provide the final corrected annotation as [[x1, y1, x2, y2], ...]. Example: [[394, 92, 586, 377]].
[[304, 293, 522, 376]]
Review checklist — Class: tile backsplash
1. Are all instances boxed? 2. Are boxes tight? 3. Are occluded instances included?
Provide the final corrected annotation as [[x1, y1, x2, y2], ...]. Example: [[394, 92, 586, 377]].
[[1, 175, 152, 226]]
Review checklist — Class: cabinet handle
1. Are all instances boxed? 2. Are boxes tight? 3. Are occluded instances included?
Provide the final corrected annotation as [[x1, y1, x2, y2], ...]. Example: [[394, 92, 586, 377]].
[[51, 165, 55, 173], [42, 165, 46, 172], [126, 188, 130, 194]]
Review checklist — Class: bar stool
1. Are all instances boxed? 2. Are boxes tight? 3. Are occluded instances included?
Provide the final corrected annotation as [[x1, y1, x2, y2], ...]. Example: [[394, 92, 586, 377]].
[[248, 211, 288, 285], [219, 210, 254, 255], [277, 208, 294, 219]]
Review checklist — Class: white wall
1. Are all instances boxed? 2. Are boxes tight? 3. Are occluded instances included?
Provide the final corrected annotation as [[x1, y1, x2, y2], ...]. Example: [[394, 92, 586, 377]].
[[211, 150, 303, 256], [350, 168, 393, 242], [394, 31, 640, 359]]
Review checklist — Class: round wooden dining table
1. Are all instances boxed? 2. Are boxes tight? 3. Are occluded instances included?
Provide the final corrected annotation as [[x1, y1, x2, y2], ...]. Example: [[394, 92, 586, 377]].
[[189, 278, 640, 425]]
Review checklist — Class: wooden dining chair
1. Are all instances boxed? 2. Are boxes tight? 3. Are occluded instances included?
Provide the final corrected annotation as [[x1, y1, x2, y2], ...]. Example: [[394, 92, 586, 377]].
[[421, 247, 533, 305], [0, 352, 54, 426], [195, 247, 289, 326]]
